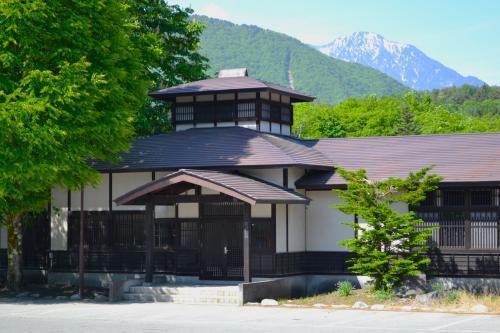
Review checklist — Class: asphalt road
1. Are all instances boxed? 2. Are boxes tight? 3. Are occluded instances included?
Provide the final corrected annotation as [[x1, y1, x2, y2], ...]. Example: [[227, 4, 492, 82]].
[[1, 300, 500, 333]]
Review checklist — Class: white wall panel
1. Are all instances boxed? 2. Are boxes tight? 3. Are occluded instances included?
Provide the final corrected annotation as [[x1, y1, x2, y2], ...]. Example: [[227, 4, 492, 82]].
[[251, 204, 272, 218], [51, 187, 69, 250], [195, 122, 214, 128], [271, 122, 281, 134], [176, 123, 194, 131], [288, 204, 306, 252], [260, 121, 270, 132], [238, 121, 257, 130], [178, 203, 199, 218], [241, 168, 283, 187], [305, 191, 355, 251], [71, 174, 109, 211], [112, 172, 152, 210], [276, 204, 287, 253]]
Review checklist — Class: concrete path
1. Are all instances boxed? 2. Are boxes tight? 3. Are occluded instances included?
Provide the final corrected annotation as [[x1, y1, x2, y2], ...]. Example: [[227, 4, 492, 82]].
[[0, 300, 500, 333]]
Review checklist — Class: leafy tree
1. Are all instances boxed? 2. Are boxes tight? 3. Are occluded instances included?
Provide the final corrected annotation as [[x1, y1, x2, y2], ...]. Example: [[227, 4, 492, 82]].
[[293, 94, 500, 139], [130, 1, 208, 137], [335, 167, 442, 291], [0, 0, 153, 290]]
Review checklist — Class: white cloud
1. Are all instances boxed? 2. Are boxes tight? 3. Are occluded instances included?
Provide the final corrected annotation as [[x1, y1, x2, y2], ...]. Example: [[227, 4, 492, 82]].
[[199, 3, 231, 20]]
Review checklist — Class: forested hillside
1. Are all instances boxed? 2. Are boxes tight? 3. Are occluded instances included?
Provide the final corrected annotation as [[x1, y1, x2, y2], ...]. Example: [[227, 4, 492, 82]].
[[424, 85, 500, 117], [293, 92, 500, 139], [196, 16, 407, 104]]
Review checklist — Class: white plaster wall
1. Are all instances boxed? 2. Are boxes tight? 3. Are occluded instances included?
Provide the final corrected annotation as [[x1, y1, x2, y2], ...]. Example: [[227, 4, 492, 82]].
[[0, 226, 7, 249], [178, 203, 199, 218], [288, 167, 305, 190], [217, 93, 235, 101], [155, 206, 176, 218], [201, 187, 219, 195], [271, 122, 281, 134], [251, 204, 271, 218], [241, 168, 283, 187], [238, 120, 257, 130], [238, 92, 256, 99], [176, 123, 194, 131], [195, 122, 214, 128], [71, 173, 109, 211], [112, 172, 152, 210], [217, 121, 236, 127], [51, 187, 69, 250], [281, 124, 291, 136], [305, 190, 355, 251], [276, 204, 287, 253], [195, 94, 214, 102], [260, 121, 270, 132], [155, 171, 172, 179], [176, 96, 194, 103], [288, 204, 306, 252]]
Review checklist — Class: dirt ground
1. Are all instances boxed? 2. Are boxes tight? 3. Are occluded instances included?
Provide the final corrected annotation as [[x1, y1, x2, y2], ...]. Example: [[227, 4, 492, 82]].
[[281, 288, 500, 314]]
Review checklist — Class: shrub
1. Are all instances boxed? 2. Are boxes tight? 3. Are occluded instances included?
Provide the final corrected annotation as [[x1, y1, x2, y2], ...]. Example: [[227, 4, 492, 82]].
[[373, 289, 395, 302], [335, 281, 354, 297], [444, 291, 460, 304], [431, 282, 447, 292]]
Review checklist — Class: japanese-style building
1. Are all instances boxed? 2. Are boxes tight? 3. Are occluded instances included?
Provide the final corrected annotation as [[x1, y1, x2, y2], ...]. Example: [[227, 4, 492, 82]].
[[1, 69, 500, 295]]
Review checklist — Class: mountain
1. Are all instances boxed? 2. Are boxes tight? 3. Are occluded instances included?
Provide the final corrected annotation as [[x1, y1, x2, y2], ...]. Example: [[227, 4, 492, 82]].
[[195, 17, 407, 104], [315, 32, 484, 91]]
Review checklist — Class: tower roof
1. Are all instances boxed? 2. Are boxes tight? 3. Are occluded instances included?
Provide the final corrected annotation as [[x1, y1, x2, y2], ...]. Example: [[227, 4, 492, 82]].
[[149, 75, 314, 103]]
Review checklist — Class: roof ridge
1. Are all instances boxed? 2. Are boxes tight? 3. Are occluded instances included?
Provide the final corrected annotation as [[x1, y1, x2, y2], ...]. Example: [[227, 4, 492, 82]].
[[260, 132, 334, 165]]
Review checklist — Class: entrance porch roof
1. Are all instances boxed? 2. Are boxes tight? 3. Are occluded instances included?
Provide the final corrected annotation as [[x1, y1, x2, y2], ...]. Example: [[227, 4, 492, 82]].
[[114, 169, 310, 206]]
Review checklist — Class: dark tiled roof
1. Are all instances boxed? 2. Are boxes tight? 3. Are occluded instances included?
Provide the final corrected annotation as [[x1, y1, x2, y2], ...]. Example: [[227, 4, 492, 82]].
[[296, 132, 500, 188], [115, 169, 310, 205], [149, 76, 314, 102], [92, 127, 333, 172]]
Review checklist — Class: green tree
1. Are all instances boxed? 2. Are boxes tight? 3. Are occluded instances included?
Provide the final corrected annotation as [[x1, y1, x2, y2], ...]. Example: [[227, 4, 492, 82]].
[[335, 167, 442, 291], [0, 0, 151, 290], [130, 1, 208, 137]]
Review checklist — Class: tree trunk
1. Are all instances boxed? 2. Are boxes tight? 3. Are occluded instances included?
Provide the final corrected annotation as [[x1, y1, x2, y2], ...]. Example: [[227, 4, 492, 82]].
[[6, 214, 23, 291]]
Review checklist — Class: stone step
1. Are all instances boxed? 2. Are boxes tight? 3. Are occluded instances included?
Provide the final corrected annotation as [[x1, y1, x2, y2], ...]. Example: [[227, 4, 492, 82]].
[[122, 293, 239, 305], [128, 286, 239, 297]]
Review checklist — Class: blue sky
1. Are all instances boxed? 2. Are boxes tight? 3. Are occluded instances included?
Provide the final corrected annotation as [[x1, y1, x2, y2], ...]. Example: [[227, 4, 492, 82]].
[[171, 0, 500, 85]]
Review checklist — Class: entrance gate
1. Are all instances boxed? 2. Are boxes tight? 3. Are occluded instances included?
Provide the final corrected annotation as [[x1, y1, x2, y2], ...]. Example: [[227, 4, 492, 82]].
[[200, 218, 243, 280]]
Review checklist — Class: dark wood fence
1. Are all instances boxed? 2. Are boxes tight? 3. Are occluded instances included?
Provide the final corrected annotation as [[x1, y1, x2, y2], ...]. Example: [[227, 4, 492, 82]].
[[428, 251, 500, 277], [417, 210, 500, 250]]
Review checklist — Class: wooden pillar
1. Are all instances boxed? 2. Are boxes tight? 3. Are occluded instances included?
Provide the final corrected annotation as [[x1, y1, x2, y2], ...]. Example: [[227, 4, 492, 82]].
[[145, 200, 154, 283], [79, 188, 85, 298], [243, 203, 252, 283]]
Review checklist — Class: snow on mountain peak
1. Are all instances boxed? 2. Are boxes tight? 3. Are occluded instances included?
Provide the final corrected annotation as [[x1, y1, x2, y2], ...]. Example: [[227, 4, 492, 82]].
[[315, 32, 483, 90]]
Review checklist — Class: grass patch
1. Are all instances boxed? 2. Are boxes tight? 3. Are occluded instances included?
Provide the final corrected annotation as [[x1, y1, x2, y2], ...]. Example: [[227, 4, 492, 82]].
[[282, 288, 500, 313]]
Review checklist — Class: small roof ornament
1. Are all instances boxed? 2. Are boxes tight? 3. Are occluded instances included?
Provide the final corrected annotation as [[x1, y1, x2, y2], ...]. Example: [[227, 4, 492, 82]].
[[218, 68, 248, 78]]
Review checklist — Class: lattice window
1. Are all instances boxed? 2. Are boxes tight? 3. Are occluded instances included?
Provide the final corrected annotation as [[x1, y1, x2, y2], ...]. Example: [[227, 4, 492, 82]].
[[471, 190, 493, 207], [251, 219, 274, 251], [270, 104, 281, 122], [201, 202, 244, 217], [180, 221, 199, 249], [215, 103, 235, 121], [113, 211, 145, 249], [261, 102, 270, 120], [443, 190, 465, 207], [237, 102, 256, 118], [194, 103, 214, 123], [175, 104, 194, 121], [281, 106, 291, 123], [154, 219, 175, 250]]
